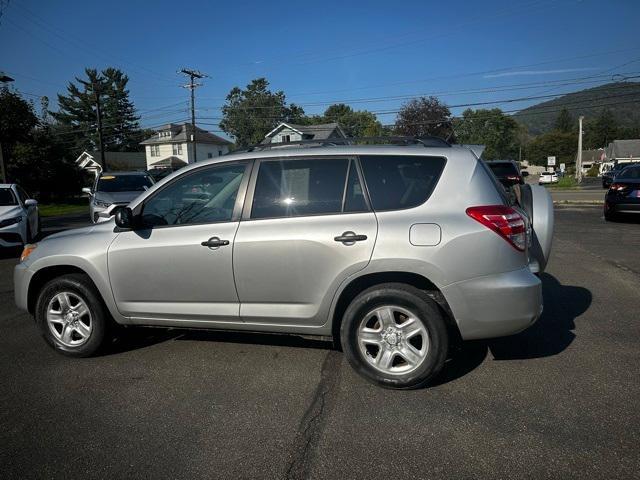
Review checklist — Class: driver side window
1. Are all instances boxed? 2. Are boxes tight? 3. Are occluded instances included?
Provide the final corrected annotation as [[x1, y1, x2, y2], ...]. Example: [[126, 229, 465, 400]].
[[141, 162, 247, 227]]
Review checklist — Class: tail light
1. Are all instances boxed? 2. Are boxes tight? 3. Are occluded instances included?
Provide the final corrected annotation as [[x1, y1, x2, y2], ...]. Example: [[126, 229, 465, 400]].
[[466, 205, 527, 251], [506, 175, 520, 182], [610, 183, 626, 192]]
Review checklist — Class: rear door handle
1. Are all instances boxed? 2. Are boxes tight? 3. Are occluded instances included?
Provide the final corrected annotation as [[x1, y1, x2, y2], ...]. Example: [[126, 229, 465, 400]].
[[201, 237, 230, 248], [334, 231, 368, 243]]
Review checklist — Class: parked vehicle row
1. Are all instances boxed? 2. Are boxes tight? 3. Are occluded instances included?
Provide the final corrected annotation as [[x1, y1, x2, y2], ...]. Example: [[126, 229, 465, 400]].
[[82, 171, 155, 223], [604, 164, 640, 221], [602, 162, 639, 189], [15, 141, 553, 389], [0, 184, 40, 248]]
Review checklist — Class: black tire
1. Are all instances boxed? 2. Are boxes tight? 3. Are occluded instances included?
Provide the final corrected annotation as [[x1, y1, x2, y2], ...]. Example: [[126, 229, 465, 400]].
[[25, 221, 32, 244], [604, 211, 617, 222], [35, 273, 110, 357], [340, 283, 448, 389]]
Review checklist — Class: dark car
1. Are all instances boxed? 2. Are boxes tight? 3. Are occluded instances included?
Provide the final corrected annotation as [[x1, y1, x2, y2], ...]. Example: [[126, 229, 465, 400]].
[[602, 162, 638, 189], [485, 160, 524, 188], [604, 165, 640, 221]]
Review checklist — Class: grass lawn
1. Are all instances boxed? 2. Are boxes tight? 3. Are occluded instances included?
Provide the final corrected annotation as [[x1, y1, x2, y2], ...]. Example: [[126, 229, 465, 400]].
[[38, 203, 89, 217], [546, 177, 579, 189]]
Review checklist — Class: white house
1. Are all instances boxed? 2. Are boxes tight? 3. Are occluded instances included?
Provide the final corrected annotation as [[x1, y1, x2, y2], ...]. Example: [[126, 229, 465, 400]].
[[262, 122, 346, 144], [140, 123, 232, 170]]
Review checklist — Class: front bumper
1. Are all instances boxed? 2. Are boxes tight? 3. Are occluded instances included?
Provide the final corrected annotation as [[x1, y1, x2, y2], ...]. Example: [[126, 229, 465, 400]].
[[441, 267, 543, 340]]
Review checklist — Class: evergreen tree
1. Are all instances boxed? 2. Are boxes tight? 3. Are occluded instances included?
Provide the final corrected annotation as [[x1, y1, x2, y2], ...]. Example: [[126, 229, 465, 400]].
[[554, 108, 573, 133], [52, 68, 141, 154]]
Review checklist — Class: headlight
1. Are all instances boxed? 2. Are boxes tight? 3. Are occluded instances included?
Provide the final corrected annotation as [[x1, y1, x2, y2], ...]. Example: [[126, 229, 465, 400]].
[[93, 199, 112, 208], [0, 216, 22, 228]]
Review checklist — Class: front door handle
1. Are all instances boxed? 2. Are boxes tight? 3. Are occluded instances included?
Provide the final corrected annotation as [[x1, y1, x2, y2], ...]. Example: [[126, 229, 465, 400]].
[[334, 231, 368, 243], [201, 237, 230, 248]]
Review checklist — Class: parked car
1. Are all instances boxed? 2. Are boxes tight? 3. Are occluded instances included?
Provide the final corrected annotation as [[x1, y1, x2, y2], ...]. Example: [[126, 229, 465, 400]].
[[0, 183, 39, 248], [14, 140, 553, 389], [82, 171, 154, 223], [485, 160, 524, 188], [538, 171, 559, 185], [604, 165, 640, 221], [602, 162, 638, 189]]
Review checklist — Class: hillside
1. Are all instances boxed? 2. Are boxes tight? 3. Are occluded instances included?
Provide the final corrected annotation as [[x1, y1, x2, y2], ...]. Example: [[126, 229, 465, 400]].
[[514, 81, 640, 134]]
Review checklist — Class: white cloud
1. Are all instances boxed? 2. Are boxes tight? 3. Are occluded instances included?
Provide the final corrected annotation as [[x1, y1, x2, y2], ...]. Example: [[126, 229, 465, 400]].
[[484, 67, 597, 78]]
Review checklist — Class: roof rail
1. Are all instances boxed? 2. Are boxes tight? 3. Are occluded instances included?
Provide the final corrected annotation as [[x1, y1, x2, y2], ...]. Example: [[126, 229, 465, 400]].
[[234, 135, 451, 153]]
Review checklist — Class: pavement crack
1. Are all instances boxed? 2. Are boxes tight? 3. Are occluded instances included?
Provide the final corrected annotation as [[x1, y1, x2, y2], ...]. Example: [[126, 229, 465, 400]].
[[284, 350, 341, 480]]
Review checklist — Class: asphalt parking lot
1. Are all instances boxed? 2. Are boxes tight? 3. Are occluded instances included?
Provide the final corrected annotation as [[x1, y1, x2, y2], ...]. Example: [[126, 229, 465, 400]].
[[1, 206, 639, 479]]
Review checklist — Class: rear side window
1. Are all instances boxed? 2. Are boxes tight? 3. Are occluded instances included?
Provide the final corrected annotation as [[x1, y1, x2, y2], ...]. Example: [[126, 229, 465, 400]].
[[251, 158, 349, 219], [359, 155, 446, 211]]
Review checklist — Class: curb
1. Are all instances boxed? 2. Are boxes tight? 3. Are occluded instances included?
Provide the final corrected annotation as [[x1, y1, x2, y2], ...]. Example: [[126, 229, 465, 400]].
[[553, 200, 602, 206]]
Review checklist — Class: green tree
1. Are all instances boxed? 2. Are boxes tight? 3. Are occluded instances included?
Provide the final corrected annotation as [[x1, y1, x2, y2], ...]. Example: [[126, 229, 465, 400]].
[[52, 68, 141, 153], [525, 131, 577, 166], [453, 108, 522, 160], [220, 78, 305, 147], [0, 88, 39, 173], [554, 108, 573, 133], [9, 129, 83, 201], [584, 108, 618, 148], [394, 96, 451, 138], [302, 103, 384, 138]]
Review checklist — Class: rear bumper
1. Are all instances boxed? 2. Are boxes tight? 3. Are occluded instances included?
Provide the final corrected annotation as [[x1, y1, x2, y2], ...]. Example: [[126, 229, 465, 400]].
[[442, 267, 542, 340]]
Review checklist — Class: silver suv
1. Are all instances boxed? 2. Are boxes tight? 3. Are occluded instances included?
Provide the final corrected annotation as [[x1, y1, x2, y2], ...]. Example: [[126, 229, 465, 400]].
[[14, 141, 553, 389]]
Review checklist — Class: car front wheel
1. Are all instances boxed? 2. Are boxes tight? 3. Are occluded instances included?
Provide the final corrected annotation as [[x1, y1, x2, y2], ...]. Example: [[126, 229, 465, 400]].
[[340, 283, 448, 389], [35, 273, 110, 357]]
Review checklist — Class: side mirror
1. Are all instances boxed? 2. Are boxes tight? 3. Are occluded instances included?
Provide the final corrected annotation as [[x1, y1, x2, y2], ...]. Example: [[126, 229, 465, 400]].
[[82, 187, 92, 195], [114, 207, 134, 229], [24, 199, 38, 207]]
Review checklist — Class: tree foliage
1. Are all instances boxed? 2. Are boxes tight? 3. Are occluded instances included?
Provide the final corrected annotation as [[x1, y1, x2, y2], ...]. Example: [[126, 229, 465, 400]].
[[525, 131, 577, 166], [220, 78, 305, 147], [300, 103, 386, 138], [583, 108, 618, 149], [52, 67, 141, 153], [394, 96, 451, 138], [554, 108, 573, 133], [0, 89, 83, 198], [454, 108, 522, 160]]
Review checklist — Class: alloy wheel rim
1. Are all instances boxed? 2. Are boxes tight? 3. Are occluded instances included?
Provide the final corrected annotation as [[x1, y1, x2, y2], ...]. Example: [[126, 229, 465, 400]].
[[46, 292, 92, 347], [357, 305, 429, 375]]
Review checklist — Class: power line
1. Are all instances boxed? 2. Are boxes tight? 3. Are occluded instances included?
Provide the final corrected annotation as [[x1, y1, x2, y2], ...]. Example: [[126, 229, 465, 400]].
[[180, 68, 206, 163]]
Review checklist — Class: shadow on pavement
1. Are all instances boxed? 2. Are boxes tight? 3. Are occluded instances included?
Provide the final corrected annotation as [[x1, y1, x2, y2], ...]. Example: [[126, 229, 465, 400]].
[[488, 273, 591, 360], [103, 326, 333, 356]]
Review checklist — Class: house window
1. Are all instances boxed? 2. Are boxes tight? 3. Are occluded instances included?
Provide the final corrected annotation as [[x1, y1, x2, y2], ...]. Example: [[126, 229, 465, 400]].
[[218, 150, 223, 156], [172, 144, 183, 155], [281, 134, 291, 143], [150, 145, 160, 157], [208, 153, 213, 159]]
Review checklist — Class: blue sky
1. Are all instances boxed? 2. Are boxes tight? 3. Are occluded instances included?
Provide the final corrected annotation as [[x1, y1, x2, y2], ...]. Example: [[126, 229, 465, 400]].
[[1, 0, 639, 136]]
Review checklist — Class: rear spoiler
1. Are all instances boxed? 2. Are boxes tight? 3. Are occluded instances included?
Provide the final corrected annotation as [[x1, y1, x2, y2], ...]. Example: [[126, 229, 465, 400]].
[[453, 144, 486, 159]]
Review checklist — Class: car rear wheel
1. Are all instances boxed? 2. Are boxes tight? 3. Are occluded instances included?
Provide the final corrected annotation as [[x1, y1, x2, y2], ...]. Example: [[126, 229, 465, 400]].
[[340, 283, 448, 389], [35, 273, 110, 357]]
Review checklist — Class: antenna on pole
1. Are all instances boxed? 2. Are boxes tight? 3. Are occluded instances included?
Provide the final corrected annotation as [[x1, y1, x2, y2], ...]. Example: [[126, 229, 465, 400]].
[[179, 68, 207, 163]]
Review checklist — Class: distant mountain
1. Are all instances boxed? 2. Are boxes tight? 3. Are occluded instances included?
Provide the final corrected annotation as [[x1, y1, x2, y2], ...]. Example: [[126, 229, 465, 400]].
[[514, 82, 640, 135]]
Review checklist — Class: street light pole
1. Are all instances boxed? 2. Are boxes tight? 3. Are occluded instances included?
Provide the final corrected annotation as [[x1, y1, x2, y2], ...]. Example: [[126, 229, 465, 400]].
[[180, 68, 205, 164], [576, 115, 584, 183]]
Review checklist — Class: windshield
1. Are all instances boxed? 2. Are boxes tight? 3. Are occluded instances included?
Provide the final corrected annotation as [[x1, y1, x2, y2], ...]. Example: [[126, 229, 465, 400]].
[[618, 167, 640, 180], [96, 175, 153, 193], [487, 163, 518, 177], [0, 188, 18, 206]]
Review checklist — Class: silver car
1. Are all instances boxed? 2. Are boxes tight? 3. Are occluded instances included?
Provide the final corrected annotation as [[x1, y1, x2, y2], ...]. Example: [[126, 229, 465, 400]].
[[82, 171, 154, 223], [14, 141, 553, 388], [0, 183, 39, 248]]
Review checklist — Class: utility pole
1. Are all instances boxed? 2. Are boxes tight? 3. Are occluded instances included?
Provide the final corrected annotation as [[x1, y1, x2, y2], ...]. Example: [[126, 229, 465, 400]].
[[93, 80, 108, 171], [0, 72, 15, 183], [576, 115, 584, 183], [180, 68, 205, 163]]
